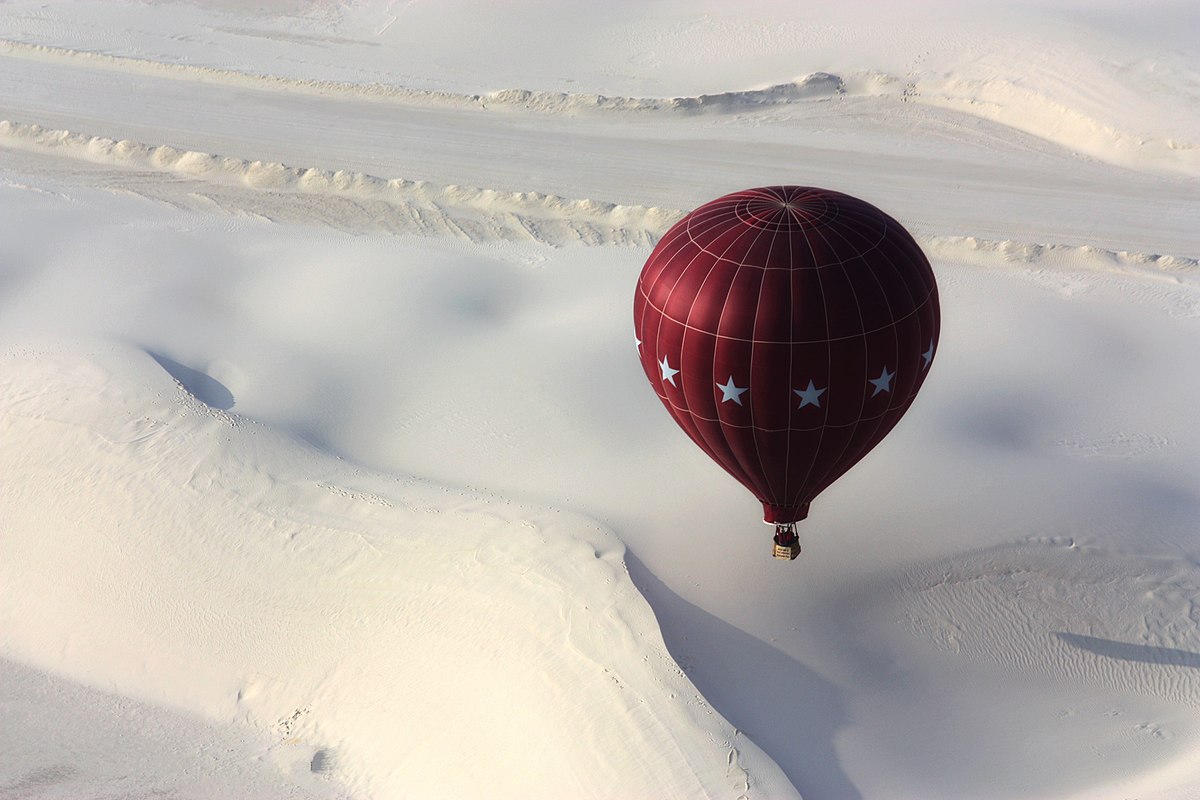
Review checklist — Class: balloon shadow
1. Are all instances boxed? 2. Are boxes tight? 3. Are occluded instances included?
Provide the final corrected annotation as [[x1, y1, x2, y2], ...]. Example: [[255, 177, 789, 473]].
[[625, 552, 862, 800], [1056, 632, 1200, 669], [148, 352, 235, 410]]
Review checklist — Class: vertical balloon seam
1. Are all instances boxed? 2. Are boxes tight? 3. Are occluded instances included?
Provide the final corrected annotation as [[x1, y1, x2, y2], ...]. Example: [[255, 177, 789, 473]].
[[646, 216, 702, 404], [692, 211, 748, 488], [797, 214, 884, 503], [639, 217, 689, 297], [855, 212, 938, 419], [683, 206, 763, 493], [752, 185, 803, 514], [782, 212, 798, 514], [786, 207, 837, 514], [826, 214, 916, 498], [667, 207, 766, 494], [705, 207, 779, 502], [781, 186, 852, 514], [748, 215, 788, 508], [808, 223, 871, 506], [802, 213, 935, 502]]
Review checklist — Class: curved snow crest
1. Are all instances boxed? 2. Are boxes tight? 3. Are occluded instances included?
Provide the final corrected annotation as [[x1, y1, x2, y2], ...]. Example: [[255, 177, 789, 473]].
[[482, 73, 844, 114], [843, 70, 1200, 177], [0, 120, 683, 246], [925, 235, 1200, 280], [0, 341, 799, 799], [4, 39, 1195, 175], [3, 39, 1195, 174], [0, 39, 841, 115]]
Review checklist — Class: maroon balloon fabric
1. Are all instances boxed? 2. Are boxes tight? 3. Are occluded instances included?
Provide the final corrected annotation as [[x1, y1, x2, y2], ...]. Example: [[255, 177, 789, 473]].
[[633, 186, 940, 524]]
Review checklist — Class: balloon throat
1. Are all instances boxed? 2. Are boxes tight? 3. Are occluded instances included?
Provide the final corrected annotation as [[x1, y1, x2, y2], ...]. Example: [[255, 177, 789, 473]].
[[772, 523, 801, 561]]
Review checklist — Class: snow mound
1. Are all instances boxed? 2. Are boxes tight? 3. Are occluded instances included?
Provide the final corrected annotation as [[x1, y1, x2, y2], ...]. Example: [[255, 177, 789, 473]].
[[0, 341, 796, 799], [0, 120, 681, 246]]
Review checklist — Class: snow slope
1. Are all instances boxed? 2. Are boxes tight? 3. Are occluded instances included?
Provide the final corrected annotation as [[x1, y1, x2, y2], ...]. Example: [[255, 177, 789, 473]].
[[1, 1, 1199, 798], [0, 336, 784, 799]]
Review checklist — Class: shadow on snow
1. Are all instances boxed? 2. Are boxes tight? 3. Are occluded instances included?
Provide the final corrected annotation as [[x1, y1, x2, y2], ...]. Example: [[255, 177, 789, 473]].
[[626, 551, 862, 800]]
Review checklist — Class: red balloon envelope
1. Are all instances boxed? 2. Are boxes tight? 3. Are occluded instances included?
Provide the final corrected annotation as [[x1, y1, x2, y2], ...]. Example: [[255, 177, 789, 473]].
[[633, 186, 939, 554]]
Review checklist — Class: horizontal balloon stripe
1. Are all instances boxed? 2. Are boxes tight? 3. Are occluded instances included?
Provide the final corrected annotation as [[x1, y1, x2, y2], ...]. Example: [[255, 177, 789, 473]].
[[637, 282, 938, 344], [649, 394, 923, 431]]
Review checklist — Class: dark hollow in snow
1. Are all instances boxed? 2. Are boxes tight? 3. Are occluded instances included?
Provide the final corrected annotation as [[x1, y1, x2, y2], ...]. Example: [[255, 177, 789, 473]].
[[310, 749, 337, 774], [149, 351, 235, 410]]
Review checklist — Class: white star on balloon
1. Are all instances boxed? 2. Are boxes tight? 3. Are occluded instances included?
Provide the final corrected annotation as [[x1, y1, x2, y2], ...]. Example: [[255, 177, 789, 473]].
[[794, 380, 826, 409], [716, 375, 749, 405], [869, 366, 894, 397], [922, 341, 934, 370], [635, 335, 642, 350], [659, 355, 679, 386]]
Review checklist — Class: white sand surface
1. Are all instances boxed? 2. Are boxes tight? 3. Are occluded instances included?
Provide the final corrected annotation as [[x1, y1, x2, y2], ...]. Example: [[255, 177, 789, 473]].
[[1, 2, 1198, 798]]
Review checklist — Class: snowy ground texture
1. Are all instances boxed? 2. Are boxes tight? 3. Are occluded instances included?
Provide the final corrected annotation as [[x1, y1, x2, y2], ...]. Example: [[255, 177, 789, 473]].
[[1, 1, 1199, 798]]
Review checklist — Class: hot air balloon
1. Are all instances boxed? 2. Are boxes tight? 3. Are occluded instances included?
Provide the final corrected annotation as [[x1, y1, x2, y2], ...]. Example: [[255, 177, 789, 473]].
[[633, 186, 939, 560]]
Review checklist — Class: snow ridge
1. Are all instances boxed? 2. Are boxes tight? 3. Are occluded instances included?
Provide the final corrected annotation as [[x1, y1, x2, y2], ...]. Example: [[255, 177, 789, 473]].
[[0, 120, 681, 246], [481, 74, 844, 114], [0, 39, 842, 115], [926, 235, 1200, 278], [3, 38, 1195, 176], [3, 118, 1196, 274], [845, 70, 1200, 177]]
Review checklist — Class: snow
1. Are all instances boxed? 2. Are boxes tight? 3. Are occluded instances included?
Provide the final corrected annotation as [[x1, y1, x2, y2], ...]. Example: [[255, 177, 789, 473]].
[[1, 1, 1198, 798]]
